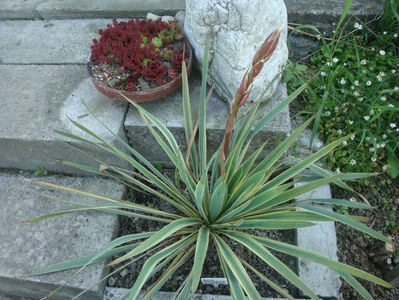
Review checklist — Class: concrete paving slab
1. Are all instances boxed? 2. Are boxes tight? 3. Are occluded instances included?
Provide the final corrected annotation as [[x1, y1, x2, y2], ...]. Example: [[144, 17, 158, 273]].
[[0, 172, 126, 299], [0, 65, 129, 174], [36, 0, 185, 20], [0, 0, 46, 20], [0, 19, 114, 64], [124, 69, 291, 167], [296, 184, 341, 299]]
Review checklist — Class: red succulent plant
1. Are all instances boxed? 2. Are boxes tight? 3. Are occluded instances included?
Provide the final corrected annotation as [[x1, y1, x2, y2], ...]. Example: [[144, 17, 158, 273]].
[[90, 18, 188, 91], [142, 60, 167, 85]]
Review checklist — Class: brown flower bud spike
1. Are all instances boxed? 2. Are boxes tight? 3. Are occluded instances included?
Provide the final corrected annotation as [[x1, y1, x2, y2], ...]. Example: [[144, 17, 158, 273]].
[[219, 29, 281, 174]]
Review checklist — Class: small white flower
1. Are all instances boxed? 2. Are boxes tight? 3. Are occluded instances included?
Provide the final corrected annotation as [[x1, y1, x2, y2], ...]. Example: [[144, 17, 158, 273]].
[[333, 57, 339, 63], [349, 197, 356, 202], [370, 109, 375, 115], [353, 91, 359, 96], [366, 80, 372, 86], [377, 75, 383, 81], [383, 134, 387, 139], [343, 140, 348, 146], [383, 31, 387, 35], [340, 78, 346, 85], [380, 143, 385, 148], [350, 159, 357, 166], [369, 147, 375, 152], [371, 47, 375, 51], [354, 22, 363, 30], [381, 96, 387, 101], [334, 106, 339, 111], [394, 33, 398, 38], [344, 63, 347, 66], [363, 115, 370, 121], [326, 62, 332, 66], [325, 111, 331, 116], [349, 120, 354, 125], [396, 128, 399, 132], [351, 85, 354, 90], [321, 71, 326, 76], [388, 104, 394, 108], [360, 59, 367, 65], [379, 50, 386, 56], [354, 80, 359, 86], [336, 168, 341, 173], [392, 70, 396, 74], [383, 165, 388, 170], [321, 85, 326, 89], [371, 157, 377, 162], [350, 134, 356, 140], [358, 97, 364, 102], [390, 123, 397, 128], [316, 34, 321, 40], [379, 72, 385, 77], [338, 129, 343, 135], [395, 86, 399, 91]]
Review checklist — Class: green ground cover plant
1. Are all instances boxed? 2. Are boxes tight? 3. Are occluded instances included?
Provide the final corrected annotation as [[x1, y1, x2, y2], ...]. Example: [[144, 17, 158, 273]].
[[285, 0, 399, 178], [25, 29, 395, 300]]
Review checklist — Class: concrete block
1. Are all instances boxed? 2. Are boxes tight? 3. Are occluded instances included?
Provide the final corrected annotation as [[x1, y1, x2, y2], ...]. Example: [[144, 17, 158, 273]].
[[103, 288, 302, 300], [0, 65, 129, 174], [36, 0, 185, 20], [124, 70, 291, 167], [296, 184, 341, 299], [0, 0, 45, 20], [0, 172, 126, 299], [0, 19, 114, 64]]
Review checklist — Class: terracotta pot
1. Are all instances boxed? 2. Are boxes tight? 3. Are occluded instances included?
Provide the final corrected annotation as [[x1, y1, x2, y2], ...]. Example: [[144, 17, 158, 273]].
[[88, 39, 192, 103]]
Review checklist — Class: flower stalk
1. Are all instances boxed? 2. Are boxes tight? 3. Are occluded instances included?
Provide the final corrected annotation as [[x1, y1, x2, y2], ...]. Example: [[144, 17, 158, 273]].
[[220, 29, 282, 173]]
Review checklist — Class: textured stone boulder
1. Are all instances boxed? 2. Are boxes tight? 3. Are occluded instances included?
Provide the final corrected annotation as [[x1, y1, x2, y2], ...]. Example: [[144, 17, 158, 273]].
[[184, 0, 288, 114]]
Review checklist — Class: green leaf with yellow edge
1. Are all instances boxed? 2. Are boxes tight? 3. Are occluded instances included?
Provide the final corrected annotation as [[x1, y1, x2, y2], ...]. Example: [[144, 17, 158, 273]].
[[224, 231, 319, 300], [240, 259, 295, 300], [300, 205, 392, 244], [218, 253, 246, 300], [109, 218, 200, 266], [213, 234, 262, 300], [209, 176, 227, 221], [336, 271, 373, 300], [191, 226, 210, 293], [127, 234, 196, 300], [254, 235, 393, 288]]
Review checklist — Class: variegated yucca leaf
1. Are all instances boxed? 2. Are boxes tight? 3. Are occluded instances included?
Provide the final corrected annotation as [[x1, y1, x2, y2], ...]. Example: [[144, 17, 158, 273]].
[[29, 27, 393, 300]]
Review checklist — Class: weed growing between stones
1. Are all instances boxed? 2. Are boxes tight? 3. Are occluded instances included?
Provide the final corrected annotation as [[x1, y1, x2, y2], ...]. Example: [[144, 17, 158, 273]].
[[27, 29, 394, 300]]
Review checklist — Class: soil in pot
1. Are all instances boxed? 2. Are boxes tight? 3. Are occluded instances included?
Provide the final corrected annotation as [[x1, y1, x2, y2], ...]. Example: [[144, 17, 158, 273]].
[[107, 169, 299, 297]]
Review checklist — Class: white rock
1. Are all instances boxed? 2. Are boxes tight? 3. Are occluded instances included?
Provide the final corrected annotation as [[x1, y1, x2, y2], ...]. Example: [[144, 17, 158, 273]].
[[184, 0, 288, 114], [146, 12, 175, 23]]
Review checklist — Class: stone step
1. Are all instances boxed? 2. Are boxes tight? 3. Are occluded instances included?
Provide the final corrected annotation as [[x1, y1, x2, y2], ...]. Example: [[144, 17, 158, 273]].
[[0, 0, 382, 23], [124, 70, 291, 168], [0, 19, 112, 64], [0, 64, 129, 174], [0, 0, 185, 20], [0, 19, 130, 174], [0, 172, 125, 299]]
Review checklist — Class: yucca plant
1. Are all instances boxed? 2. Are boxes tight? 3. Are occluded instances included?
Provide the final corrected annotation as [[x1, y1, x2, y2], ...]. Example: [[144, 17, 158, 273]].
[[28, 29, 394, 300]]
